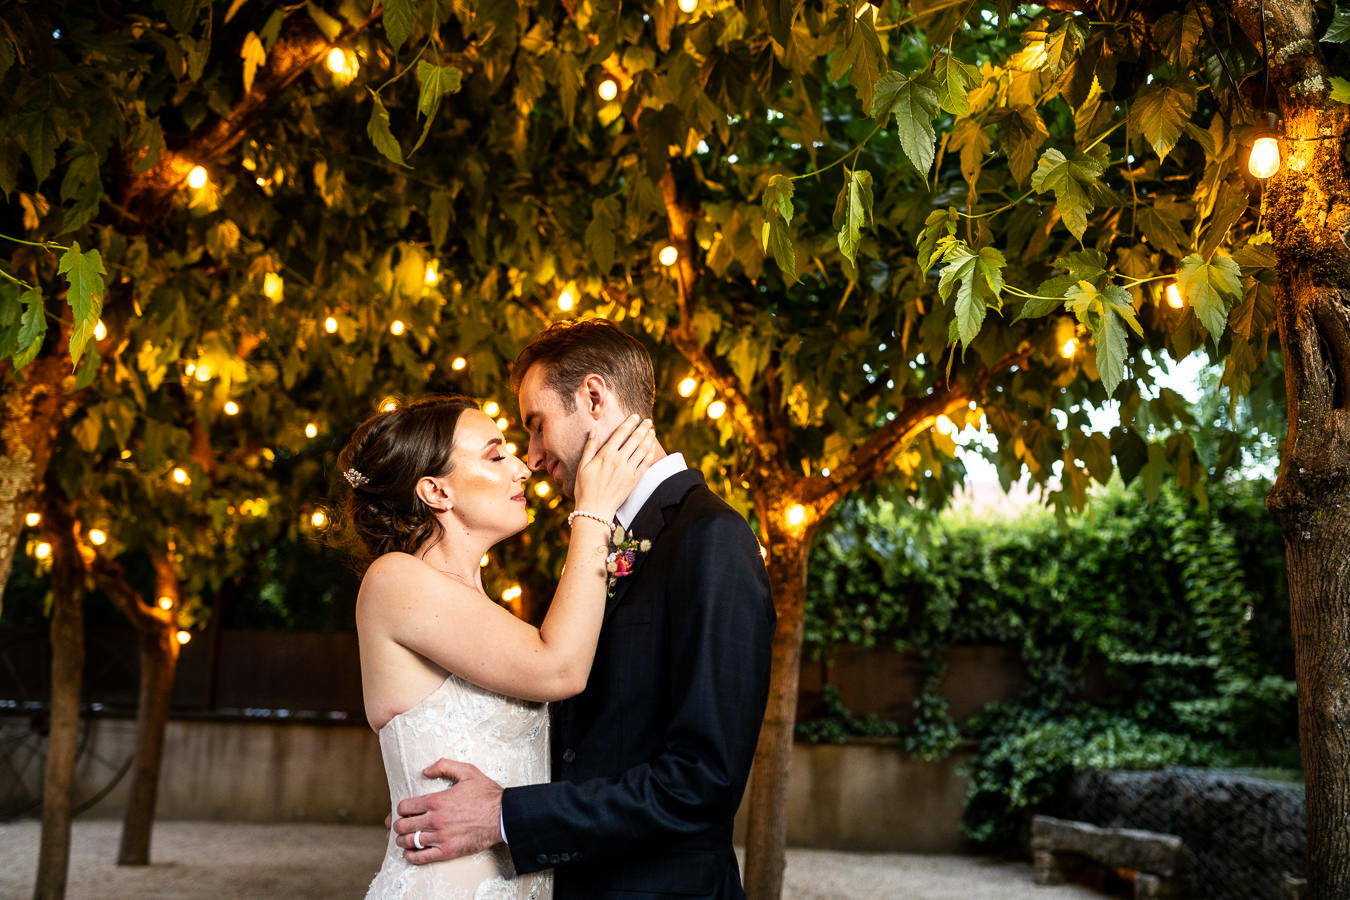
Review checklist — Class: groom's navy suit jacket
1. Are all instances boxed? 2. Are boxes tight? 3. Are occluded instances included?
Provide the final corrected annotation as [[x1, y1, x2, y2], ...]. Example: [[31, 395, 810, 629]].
[[501, 468, 775, 899]]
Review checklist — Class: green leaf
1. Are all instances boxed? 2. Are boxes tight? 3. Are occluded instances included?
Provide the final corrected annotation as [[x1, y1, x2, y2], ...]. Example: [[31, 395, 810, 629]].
[[1323, 4, 1350, 42], [383, 0, 415, 53], [1030, 148, 1104, 241], [1330, 77, 1350, 104], [761, 217, 799, 283], [933, 52, 981, 115], [832, 18, 884, 111], [585, 197, 619, 273], [1012, 297, 1062, 323], [872, 71, 940, 177], [762, 174, 795, 226], [949, 118, 992, 191], [936, 240, 1005, 348], [416, 62, 462, 118], [1179, 252, 1242, 343], [74, 344, 101, 390], [305, 2, 344, 40], [1093, 304, 1129, 396], [59, 242, 106, 366], [132, 117, 165, 174], [13, 290, 46, 369], [1131, 82, 1196, 161], [20, 110, 58, 185], [833, 168, 873, 266], [996, 105, 1049, 184], [240, 31, 265, 95], [428, 189, 454, 251], [58, 143, 102, 234], [366, 91, 408, 167]]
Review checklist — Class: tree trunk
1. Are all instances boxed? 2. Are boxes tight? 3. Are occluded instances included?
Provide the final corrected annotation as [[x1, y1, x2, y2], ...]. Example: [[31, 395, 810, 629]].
[[1259, 81, 1350, 900], [116, 623, 179, 865], [743, 527, 813, 900], [33, 503, 84, 900], [0, 359, 75, 613]]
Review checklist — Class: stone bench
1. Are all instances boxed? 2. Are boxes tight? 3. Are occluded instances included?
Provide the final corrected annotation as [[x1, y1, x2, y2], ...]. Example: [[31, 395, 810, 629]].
[[1031, 814, 1188, 899]]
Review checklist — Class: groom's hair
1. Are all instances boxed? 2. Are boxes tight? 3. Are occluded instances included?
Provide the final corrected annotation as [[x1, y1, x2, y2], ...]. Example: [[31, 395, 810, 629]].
[[511, 320, 655, 418]]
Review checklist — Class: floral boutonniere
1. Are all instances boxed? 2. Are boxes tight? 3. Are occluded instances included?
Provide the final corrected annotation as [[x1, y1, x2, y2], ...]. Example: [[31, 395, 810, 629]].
[[606, 525, 652, 597]]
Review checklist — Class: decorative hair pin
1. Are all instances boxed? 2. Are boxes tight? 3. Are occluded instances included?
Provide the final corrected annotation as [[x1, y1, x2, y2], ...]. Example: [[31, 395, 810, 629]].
[[343, 467, 369, 488]]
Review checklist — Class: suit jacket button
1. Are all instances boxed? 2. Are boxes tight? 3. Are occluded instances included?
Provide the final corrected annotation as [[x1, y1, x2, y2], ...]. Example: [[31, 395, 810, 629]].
[[560, 853, 570, 863], [536, 853, 549, 865], [561, 748, 576, 762], [549, 853, 561, 864], [572, 851, 583, 861]]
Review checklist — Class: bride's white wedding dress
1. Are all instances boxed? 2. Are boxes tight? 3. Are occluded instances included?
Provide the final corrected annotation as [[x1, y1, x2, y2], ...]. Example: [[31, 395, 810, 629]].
[[366, 673, 552, 899]]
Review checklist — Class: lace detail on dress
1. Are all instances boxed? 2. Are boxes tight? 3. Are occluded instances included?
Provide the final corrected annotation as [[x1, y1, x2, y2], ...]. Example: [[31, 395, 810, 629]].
[[365, 674, 551, 900]]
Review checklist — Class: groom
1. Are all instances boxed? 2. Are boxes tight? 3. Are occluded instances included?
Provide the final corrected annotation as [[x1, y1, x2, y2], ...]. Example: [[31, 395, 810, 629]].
[[391, 319, 775, 898]]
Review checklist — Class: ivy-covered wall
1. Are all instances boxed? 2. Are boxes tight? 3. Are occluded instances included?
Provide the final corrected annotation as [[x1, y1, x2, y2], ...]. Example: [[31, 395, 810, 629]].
[[800, 478, 1298, 846]]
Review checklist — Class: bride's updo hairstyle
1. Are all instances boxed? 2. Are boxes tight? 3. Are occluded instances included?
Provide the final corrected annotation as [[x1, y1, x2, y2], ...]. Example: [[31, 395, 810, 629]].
[[338, 395, 477, 564]]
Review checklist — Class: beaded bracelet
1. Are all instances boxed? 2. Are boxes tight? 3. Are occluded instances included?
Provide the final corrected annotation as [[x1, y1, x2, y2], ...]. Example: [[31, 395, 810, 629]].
[[567, 509, 612, 529]]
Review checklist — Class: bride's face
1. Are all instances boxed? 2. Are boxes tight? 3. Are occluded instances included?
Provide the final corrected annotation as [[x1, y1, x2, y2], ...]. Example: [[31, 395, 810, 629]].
[[443, 410, 531, 537]]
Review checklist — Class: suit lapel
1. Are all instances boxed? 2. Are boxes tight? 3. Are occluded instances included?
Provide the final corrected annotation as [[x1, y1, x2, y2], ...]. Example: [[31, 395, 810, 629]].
[[602, 468, 704, 621]]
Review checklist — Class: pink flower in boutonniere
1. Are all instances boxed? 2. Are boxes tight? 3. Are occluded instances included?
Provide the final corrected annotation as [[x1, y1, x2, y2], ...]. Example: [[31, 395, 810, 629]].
[[606, 527, 652, 597]]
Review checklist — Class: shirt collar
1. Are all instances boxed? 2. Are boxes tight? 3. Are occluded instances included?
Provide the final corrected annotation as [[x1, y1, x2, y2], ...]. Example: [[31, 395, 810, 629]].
[[614, 452, 687, 530]]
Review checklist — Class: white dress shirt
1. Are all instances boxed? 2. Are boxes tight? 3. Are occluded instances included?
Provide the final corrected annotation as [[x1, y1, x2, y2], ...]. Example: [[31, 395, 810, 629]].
[[614, 452, 687, 530]]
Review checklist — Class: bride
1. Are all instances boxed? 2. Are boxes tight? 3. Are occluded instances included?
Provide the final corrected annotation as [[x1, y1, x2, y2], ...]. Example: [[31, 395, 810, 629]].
[[338, 395, 655, 899]]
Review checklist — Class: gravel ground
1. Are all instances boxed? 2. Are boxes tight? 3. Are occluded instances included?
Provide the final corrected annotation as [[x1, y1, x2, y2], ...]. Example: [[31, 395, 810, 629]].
[[0, 820, 1109, 899]]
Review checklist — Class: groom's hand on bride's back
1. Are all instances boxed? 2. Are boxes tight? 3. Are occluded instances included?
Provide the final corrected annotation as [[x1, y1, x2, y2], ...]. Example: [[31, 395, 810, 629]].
[[392, 759, 505, 864]]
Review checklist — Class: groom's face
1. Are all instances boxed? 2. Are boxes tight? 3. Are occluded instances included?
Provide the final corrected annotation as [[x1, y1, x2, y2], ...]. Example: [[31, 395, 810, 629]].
[[518, 364, 594, 496]]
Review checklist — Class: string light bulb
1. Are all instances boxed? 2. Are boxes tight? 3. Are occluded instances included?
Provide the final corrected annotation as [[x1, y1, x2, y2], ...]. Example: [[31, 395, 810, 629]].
[[158, 596, 174, 610], [707, 400, 727, 420], [1166, 283, 1184, 308], [678, 377, 698, 397], [323, 316, 338, 333], [935, 414, 955, 435], [1060, 338, 1078, 359], [451, 357, 467, 371], [224, 401, 240, 416], [505, 443, 517, 455], [496, 417, 510, 431], [502, 585, 523, 603], [678, 0, 698, 11], [263, 272, 284, 301], [187, 166, 208, 190], [311, 510, 328, 528], [390, 320, 405, 336], [194, 363, 212, 382], [35, 542, 52, 560], [785, 504, 807, 528], [25, 512, 41, 527], [534, 482, 551, 497], [171, 467, 190, 484], [425, 263, 440, 286], [558, 287, 576, 311], [88, 529, 107, 545], [176, 630, 191, 645], [380, 397, 400, 412], [94, 319, 108, 341], [483, 401, 500, 418], [659, 244, 679, 266], [480, 554, 490, 567], [598, 79, 619, 102], [326, 47, 358, 79], [1249, 113, 1282, 180], [305, 422, 319, 439]]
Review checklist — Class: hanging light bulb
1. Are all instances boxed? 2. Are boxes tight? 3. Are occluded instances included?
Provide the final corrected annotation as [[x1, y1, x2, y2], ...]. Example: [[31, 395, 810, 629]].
[[597, 79, 619, 102], [88, 528, 107, 545], [480, 554, 490, 567], [94, 319, 108, 341], [707, 400, 726, 420], [194, 363, 212, 382], [935, 414, 955, 435], [263, 272, 284, 301], [326, 48, 358, 79], [380, 397, 400, 412], [324, 316, 338, 333], [502, 585, 523, 603], [1249, 111, 1282, 180], [35, 542, 53, 559], [1060, 337, 1078, 359], [678, 377, 698, 397], [157, 596, 174, 611], [224, 400, 240, 416], [451, 356, 467, 371], [187, 165, 208, 190], [1166, 283, 1184, 308], [172, 467, 190, 484], [425, 263, 440, 286], [483, 401, 501, 418], [659, 244, 679, 266], [26, 512, 41, 527], [678, 0, 698, 11], [311, 510, 328, 528], [534, 482, 551, 497], [785, 504, 807, 528], [496, 417, 510, 431], [505, 443, 517, 455], [389, 319, 405, 336], [305, 422, 319, 439], [558, 287, 576, 311], [176, 630, 192, 645]]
